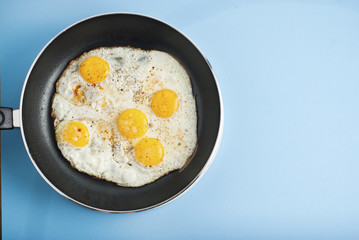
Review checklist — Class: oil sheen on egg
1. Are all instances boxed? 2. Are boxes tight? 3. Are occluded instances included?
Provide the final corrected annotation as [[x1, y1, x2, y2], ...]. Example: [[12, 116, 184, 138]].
[[51, 46, 197, 187]]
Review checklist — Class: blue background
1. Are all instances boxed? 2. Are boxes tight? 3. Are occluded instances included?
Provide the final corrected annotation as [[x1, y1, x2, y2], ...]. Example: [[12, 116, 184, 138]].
[[1, 0, 359, 239]]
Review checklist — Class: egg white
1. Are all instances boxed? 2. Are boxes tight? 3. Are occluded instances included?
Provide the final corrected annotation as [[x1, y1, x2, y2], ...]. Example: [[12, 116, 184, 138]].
[[52, 47, 197, 187]]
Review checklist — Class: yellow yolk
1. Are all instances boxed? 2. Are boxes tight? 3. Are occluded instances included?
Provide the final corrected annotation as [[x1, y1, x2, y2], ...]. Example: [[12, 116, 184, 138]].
[[117, 109, 148, 138], [79, 56, 110, 84], [135, 138, 164, 166], [61, 122, 89, 147], [151, 89, 179, 118]]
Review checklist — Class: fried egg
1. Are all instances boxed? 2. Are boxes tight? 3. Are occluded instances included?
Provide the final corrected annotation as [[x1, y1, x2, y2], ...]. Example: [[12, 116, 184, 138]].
[[52, 46, 197, 187]]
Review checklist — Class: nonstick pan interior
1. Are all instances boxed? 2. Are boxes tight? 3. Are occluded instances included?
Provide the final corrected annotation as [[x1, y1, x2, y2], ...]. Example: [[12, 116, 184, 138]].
[[21, 13, 222, 212]]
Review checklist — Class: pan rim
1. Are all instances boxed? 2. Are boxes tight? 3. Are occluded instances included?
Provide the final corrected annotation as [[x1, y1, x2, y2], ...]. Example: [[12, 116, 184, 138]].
[[19, 12, 224, 213]]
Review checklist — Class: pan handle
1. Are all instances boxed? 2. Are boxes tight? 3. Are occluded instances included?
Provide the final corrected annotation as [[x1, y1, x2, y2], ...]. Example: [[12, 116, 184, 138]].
[[0, 108, 20, 129]]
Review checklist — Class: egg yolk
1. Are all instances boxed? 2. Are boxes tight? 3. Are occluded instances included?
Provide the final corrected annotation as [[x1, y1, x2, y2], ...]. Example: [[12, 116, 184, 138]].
[[79, 56, 110, 84], [117, 109, 148, 138], [151, 89, 179, 118], [135, 138, 164, 166], [61, 122, 89, 147]]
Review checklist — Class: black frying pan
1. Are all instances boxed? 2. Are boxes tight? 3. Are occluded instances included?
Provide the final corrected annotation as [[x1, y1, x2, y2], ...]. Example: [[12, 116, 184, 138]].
[[0, 13, 223, 212]]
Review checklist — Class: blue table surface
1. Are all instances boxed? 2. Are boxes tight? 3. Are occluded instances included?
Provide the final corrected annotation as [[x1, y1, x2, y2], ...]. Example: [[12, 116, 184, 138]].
[[1, 0, 359, 239]]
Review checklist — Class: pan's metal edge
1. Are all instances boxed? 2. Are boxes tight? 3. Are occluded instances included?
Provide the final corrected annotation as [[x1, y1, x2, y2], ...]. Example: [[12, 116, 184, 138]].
[[19, 12, 224, 213]]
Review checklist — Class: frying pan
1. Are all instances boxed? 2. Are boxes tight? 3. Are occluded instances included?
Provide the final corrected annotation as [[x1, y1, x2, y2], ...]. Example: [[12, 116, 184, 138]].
[[0, 13, 223, 212]]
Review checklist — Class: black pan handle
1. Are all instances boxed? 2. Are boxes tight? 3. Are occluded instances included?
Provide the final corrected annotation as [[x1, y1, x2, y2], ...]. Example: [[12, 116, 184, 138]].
[[0, 107, 20, 130]]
